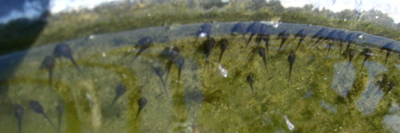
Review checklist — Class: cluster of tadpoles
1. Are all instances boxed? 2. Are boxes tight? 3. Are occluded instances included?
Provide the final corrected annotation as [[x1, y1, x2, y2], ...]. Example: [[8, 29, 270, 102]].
[[14, 21, 399, 132], [199, 22, 398, 93]]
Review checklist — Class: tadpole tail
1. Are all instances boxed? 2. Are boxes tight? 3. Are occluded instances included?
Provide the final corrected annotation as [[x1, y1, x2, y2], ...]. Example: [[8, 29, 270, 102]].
[[135, 108, 142, 121], [265, 43, 269, 58], [288, 64, 293, 85], [278, 39, 286, 52], [385, 51, 391, 65], [203, 58, 209, 73], [42, 113, 58, 132], [57, 112, 62, 133], [132, 49, 144, 63], [109, 96, 119, 111], [246, 34, 254, 47], [218, 50, 225, 63], [48, 69, 53, 86], [327, 41, 333, 55], [17, 119, 22, 133], [242, 34, 246, 43], [165, 61, 172, 83], [346, 58, 352, 73], [345, 41, 351, 52], [159, 76, 168, 96], [296, 38, 304, 51], [68, 56, 84, 75], [250, 85, 254, 94], [262, 57, 267, 70]]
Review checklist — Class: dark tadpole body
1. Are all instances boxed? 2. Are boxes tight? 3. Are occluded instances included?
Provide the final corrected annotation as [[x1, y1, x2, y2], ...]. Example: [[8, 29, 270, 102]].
[[245, 22, 261, 46], [29, 100, 57, 131], [153, 66, 168, 96], [338, 30, 346, 54], [258, 47, 267, 69], [203, 38, 216, 72], [288, 51, 296, 84], [246, 73, 255, 94], [196, 23, 212, 38], [165, 47, 180, 83], [135, 97, 148, 120], [109, 84, 127, 110], [311, 28, 329, 47], [381, 42, 394, 65], [218, 39, 229, 63], [14, 104, 24, 133], [53, 43, 84, 74], [41, 56, 55, 86], [172, 56, 185, 83], [294, 29, 306, 50], [277, 30, 291, 52], [326, 30, 338, 55], [132, 37, 154, 62], [361, 48, 372, 69], [231, 22, 246, 41]]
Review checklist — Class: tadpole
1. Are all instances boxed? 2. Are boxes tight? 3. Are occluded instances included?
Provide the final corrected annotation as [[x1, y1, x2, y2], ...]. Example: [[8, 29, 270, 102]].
[[14, 104, 24, 133], [29, 100, 57, 131], [277, 30, 290, 52], [153, 66, 168, 96], [338, 30, 346, 54], [41, 56, 55, 86], [245, 22, 261, 46], [135, 97, 148, 120], [258, 47, 267, 69], [255, 34, 270, 57], [132, 37, 154, 62], [288, 51, 296, 84], [53, 43, 84, 74], [109, 84, 127, 110], [311, 28, 329, 47], [247, 73, 255, 94], [231, 22, 246, 41], [218, 39, 229, 63], [203, 37, 216, 72], [381, 42, 394, 65], [294, 29, 306, 50]]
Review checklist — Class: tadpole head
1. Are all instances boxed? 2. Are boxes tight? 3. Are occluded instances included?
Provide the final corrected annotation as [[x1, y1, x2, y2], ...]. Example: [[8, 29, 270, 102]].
[[326, 30, 338, 40], [203, 37, 216, 55], [170, 47, 180, 59], [312, 28, 328, 38], [295, 29, 306, 38], [116, 84, 127, 97], [14, 104, 24, 120], [246, 22, 261, 34], [231, 22, 246, 35], [288, 51, 296, 65], [247, 73, 254, 85], [29, 100, 44, 114], [41, 56, 55, 70], [219, 39, 229, 50], [278, 30, 290, 39], [196, 23, 212, 38], [153, 65, 165, 77], [53, 43, 72, 58], [338, 30, 346, 40], [173, 56, 185, 70], [258, 47, 266, 57], [138, 97, 148, 109]]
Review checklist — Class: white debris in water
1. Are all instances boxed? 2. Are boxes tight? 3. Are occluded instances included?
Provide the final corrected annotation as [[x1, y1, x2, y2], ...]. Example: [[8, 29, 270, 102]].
[[198, 32, 207, 37], [221, 0, 230, 3], [89, 35, 95, 39], [218, 64, 228, 77], [260, 21, 280, 28], [283, 115, 295, 131], [101, 52, 106, 57]]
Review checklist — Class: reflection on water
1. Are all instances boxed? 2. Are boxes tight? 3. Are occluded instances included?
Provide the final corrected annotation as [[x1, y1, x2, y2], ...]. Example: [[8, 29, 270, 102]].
[[1, 22, 400, 132]]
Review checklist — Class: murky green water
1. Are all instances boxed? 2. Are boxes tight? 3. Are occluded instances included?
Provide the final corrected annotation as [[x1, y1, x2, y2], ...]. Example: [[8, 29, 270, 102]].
[[2, 1, 400, 133], [1, 21, 400, 133]]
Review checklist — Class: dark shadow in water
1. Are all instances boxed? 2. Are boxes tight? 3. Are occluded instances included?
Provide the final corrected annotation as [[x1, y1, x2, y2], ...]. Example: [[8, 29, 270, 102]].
[[0, 0, 49, 82]]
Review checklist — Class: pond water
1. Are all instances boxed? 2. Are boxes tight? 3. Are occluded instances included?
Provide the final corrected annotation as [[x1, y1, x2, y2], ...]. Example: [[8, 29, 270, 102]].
[[1, 20, 400, 133]]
